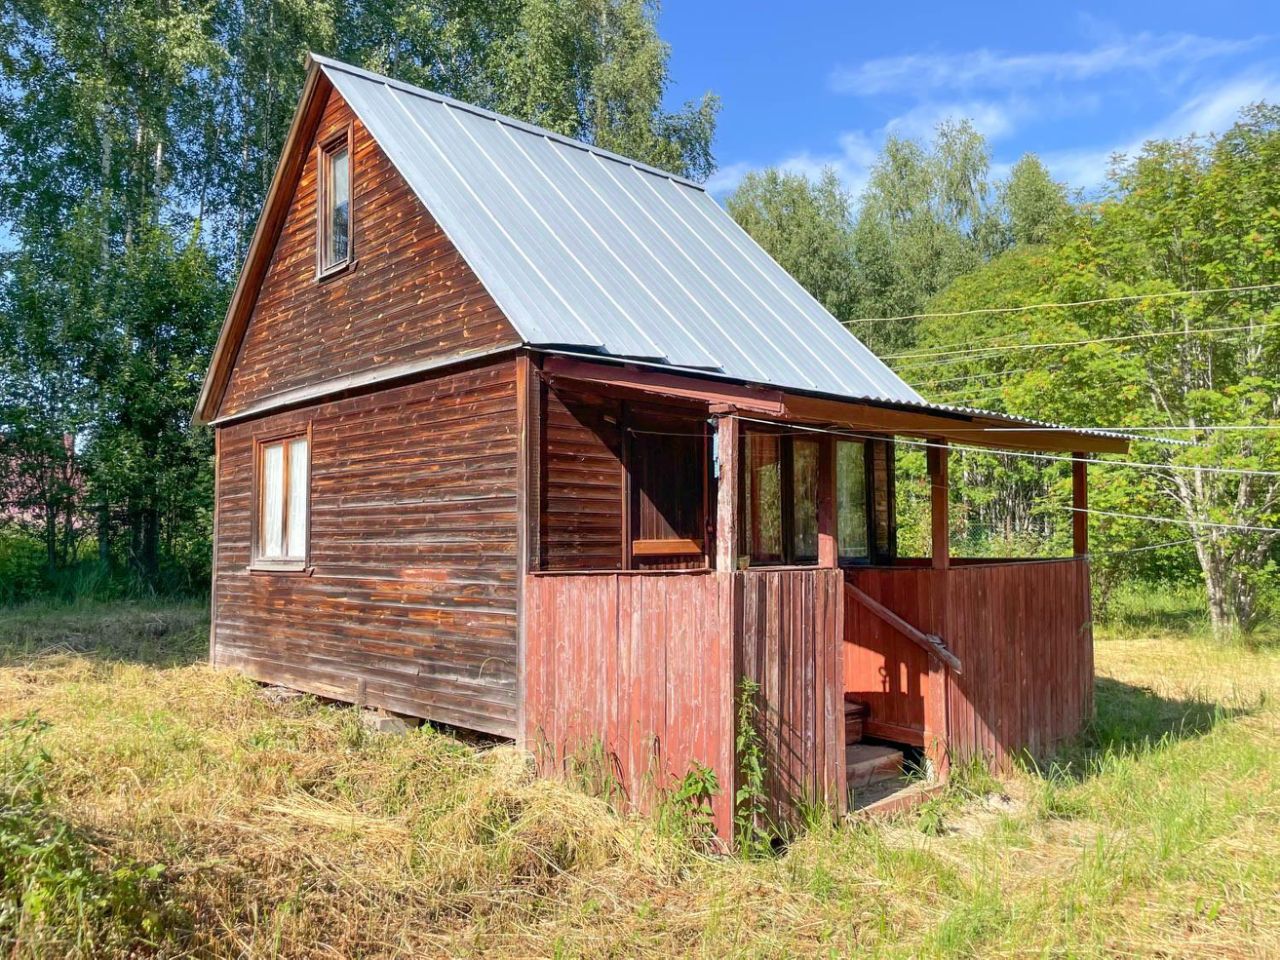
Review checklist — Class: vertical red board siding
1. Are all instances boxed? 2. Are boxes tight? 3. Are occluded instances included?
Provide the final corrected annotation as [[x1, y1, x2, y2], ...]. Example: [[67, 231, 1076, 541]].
[[736, 568, 846, 828], [213, 361, 520, 736], [523, 571, 736, 838], [844, 560, 1094, 769]]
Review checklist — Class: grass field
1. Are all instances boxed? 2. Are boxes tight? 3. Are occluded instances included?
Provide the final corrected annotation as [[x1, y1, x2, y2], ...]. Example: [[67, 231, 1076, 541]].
[[1, 599, 1277, 958]]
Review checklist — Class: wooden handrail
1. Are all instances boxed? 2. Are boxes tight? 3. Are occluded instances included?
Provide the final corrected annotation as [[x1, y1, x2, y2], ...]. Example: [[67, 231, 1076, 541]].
[[845, 583, 963, 675]]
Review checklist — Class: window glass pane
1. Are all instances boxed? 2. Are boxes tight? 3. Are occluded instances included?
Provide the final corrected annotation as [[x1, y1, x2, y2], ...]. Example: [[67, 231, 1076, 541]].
[[261, 443, 284, 558], [837, 440, 869, 561], [791, 438, 819, 562], [742, 433, 783, 563], [327, 146, 350, 265], [286, 439, 309, 559]]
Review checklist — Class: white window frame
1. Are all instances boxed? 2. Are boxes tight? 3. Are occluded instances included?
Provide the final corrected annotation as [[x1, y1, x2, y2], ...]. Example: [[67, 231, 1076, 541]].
[[253, 430, 311, 570]]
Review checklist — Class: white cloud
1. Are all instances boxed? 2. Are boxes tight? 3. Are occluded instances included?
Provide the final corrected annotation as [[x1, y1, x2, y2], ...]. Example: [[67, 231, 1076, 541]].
[[1151, 73, 1280, 138], [707, 132, 878, 199], [704, 160, 754, 195], [1039, 71, 1280, 190], [829, 32, 1263, 96], [884, 99, 1019, 142]]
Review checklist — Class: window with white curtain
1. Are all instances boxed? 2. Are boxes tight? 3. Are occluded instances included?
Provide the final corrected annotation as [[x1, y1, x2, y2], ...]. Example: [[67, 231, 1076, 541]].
[[257, 435, 309, 564]]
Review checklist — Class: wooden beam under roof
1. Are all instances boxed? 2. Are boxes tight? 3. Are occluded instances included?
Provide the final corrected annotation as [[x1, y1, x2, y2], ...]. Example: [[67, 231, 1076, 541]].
[[540, 355, 1130, 455]]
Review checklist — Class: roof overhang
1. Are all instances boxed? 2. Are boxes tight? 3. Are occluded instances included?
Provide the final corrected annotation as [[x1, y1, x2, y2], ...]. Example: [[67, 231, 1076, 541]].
[[193, 58, 332, 426], [539, 353, 1133, 455]]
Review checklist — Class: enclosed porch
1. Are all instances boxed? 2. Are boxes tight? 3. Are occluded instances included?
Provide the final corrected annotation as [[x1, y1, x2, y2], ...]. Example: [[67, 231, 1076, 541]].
[[519, 358, 1109, 839]]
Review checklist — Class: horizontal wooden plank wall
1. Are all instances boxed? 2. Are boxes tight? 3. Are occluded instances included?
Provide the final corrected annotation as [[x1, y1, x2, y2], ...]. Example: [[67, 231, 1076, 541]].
[[218, 85, 519, 420], [213, 361, 520, 736], [845, 559, 1094, 768], [737, 567, 846, 827], [943, 559, 1094, 767], [540, 385, 625, 570], [523, 571, 735, 837]]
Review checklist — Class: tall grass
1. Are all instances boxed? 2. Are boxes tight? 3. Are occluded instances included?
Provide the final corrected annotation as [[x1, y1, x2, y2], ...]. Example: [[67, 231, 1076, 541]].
[[0, 601, 1276, 957]]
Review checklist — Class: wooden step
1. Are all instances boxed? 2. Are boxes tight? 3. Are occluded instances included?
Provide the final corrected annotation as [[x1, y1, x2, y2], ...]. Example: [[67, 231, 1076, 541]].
[[845, 743, 904, 788], [844, 696, 869, 745]]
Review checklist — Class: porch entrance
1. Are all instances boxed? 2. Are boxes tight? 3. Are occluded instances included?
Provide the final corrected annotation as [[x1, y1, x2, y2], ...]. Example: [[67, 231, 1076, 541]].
[[526, 369, 1097, 839]]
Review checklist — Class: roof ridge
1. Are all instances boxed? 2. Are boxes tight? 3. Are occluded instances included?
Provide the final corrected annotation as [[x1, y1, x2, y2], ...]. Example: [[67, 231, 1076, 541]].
[[307, 53, 705, 191]]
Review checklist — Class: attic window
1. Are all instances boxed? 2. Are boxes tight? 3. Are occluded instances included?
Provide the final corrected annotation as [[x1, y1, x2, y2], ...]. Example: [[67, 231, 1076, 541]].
[[318, 129, 353, 275]]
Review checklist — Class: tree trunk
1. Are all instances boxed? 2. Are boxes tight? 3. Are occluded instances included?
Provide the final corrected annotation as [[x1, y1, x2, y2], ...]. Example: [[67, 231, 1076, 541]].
[[98, 501, 111, 565], [141, 503, 160, 588]]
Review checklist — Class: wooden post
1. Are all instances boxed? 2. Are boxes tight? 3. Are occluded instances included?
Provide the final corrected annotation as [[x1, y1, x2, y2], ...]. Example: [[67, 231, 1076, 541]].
[[715, 412, 740, 571], [1072, 452, 1088, 558], [817, 434, 838, 567], [927, 439, 949, 571], [515, 354, 543, 747], [925, 660, 950, 781]]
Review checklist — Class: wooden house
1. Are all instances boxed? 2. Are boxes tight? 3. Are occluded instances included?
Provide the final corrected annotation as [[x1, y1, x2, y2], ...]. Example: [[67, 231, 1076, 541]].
[[196, 55, 1130, 838]]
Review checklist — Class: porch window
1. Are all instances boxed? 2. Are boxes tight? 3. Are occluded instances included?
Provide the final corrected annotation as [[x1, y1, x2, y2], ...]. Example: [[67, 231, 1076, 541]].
[[791, 438, 819, 562], [255, 435, 309, 565], [740, 431, 872, 566], [837, 440, 870, 562], [742, 432, 784, 563]]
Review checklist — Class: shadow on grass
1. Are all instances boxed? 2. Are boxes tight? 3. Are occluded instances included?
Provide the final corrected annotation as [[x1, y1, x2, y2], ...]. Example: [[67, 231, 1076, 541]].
[[1041, 676, 1258, 781], [0, 601, 209, 669]]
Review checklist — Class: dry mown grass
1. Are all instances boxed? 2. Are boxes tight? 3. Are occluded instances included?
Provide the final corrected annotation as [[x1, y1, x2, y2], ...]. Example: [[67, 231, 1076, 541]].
[[1, 601, 1277, 958]]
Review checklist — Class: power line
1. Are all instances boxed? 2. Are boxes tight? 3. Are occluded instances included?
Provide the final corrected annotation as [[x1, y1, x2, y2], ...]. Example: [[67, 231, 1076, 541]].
[[888, 321, 1279, 366], [1066, 506, 1280, 535], [909, 366, 1040, 388], [1090, 537, 1198, 557], [921, 425, 1280, 433], [842, 281, 1280, 326], [728, 415, 1280, 478]]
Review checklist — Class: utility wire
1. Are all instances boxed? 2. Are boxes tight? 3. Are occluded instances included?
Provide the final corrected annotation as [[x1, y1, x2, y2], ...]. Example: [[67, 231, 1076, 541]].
[[916, 425, 1280, 433], [732, 412, 1280, 533], [1066, 507, 1280, 535], [1089, 537, 1197, 557], [909, 366, 1039, 388], [728, 415, 1280, 478], [842, 281, 1280, 326], [888, 321, 1279, 366]]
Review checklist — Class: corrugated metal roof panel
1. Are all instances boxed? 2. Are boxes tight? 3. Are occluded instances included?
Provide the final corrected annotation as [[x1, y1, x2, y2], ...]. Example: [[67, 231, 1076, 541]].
[[315, 55, 925, 405]]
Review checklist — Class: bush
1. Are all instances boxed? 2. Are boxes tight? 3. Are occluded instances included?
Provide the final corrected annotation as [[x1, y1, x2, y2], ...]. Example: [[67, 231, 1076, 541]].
[[0, 532, 49, 605], [0, 716, 186, 957]]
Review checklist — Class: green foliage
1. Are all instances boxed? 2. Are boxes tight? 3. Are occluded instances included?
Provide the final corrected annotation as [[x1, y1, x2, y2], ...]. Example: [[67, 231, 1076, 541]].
[[655, 761, 719, 848], [999, 153, 1071, 247], [0, 0, 718, 604], [733, 678, 772, 858], [564, 738, 626, 811], [726, 168, 858, 322], [0, 533, 49, 605], [0, 715, 185, 956], [908, 105, 1280, 635]]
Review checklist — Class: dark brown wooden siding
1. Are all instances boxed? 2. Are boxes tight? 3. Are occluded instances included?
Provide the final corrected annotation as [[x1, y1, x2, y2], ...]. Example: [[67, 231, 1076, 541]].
[[217, 86, 519, 420], [212, 361, 520, 735], [541, 384, 625, 570]]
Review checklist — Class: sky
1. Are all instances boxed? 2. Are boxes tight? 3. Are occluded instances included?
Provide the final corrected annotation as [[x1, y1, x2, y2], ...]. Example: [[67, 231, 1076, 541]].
[[658, 1, 1280, 199]]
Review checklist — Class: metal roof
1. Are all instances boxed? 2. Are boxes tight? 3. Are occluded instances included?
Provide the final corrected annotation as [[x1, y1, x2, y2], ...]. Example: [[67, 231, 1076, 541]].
[[315, 55, 923, 406]]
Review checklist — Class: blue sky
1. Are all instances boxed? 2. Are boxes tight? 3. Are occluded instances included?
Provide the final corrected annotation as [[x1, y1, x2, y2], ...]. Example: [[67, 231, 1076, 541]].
[[659, 2, 1280, 198]]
